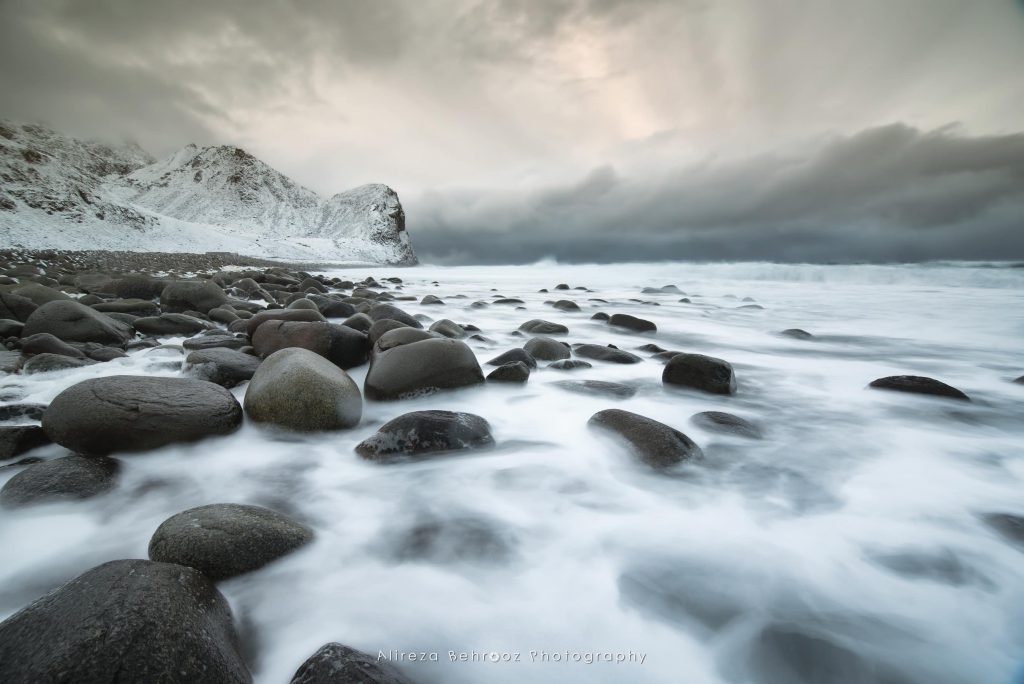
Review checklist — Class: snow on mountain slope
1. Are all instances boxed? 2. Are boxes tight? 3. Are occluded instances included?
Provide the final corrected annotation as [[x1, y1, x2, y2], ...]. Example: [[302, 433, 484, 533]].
[[0, 121, 417, 264]]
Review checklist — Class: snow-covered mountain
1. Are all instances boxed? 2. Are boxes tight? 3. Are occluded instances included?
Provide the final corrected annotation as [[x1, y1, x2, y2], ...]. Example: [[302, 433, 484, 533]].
[[0, 120, 417, 264]]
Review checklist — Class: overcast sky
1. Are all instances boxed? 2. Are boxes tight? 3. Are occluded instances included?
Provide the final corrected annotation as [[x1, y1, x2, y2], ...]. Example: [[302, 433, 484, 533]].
[[2, 0, 1023, 263]]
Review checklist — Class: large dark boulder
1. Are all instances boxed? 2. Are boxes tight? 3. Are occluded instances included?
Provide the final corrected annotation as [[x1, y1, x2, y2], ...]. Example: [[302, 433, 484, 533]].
[[690, 411, 762, 438], [290, 643, 413, 684], [111, 274, 167, 299], [0, 455, 120, 508], [487, 361, 531, 383], [244, 348, 362, 431], [355, 410, 494, 462], [43, 376, 243, 455], [548, 359, 592, 371], [368, 303, 422, 329], [663, 353, 737, 394], [519, 319, 568, 335], [373, 327, 438, 353], [524, 336, 570, 361], [308, 295, 357, 318], [487, 347, 537, 370], [0, 559, 250, 683], [867, 375, 970, 401], [589, 409, 703, 469], [609, 313, 657, 332], [20, 332, 86, 358], [134, 313, 213, 336], [23, 353, 97, 374], [22, 300, 132, 346], [252, 320, 369, 369], [11, 283, 71, 306], [160, 279, 228, 314], [365, 338, 485, 401], [0, 425, 50, 460], [574, 344, 642, 364], [183, 333, 251, 351], [245, 308, 326, 335], [92, 298, 162, 316], [149, 503, 313, 581], [184, 349, 261, 388], [0, 291, 38, 322], [428, 319, 466, 339]]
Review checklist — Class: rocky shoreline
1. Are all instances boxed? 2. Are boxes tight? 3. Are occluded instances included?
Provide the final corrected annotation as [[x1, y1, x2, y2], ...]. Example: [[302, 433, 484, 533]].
[[0, 251, 1022, 682]]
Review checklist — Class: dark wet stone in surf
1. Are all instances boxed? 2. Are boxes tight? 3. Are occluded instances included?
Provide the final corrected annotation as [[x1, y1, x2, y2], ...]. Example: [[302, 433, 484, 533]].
[[867, 375, 969, 401], [355, 410, 494, 461], [0, 455, 120, 508], [487, 347, 537, 369], [547, 359, 592, 371], [487, 361, 531, 383], [609, 313, 657, 332], [553, 380, 636, 399], [690, 411, 762, 439], [574, 344, 641, 364], [589, 408, 702, 469], [663, 353, 737, 395]]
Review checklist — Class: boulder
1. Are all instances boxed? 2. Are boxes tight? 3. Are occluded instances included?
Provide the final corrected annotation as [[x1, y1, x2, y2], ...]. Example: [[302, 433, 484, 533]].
[[244, 348, 362, 431], [488, 361, 530, 383], [365, 338, 485, 400], [20, 332, 86, 358], [574, 344, 642, 364], [663, 353, 737, 394], [547, 359, 592, 371], [184, 349, 261, 388], [245, 308, 325, 335], [609, 313, 657, 333], [111, 274, 166, 299], [287, 298, 320, 311], [552, 379, 636, 399], [355, 410, 494, 462], [779, 328, 813, 340], [519, 319, 568, 335], [23, 353, 98, 374], [591, 312, 610, 322], [428, 319, 466, 339], [10, 283, 71, 306], [690, 411, 762, 438], [252, 320, 369, 369], [22, 300, 132, 346], [43, 376, 243, 455], [290, 643, 413, 684], [134, 313, 213, 336], [368, 319, 408, 345], [421, 295, 445, 305], [149, 503, 313, 581], [0, 425, 50, 460], [553, 300, 580, 311], [0, 559, 249, 683], [160, 279, 228, 314], [487, 347, 538, 370], [183, 333, 250, 351], [867, 375, 970, 401], [92, 299, 161, 316], [524, 336, 570, 361], [373, 328, 438, 353], [0, 318, 23, 337], [589, 409, 703, 469], [0, 291, 38, 322], [367, 303, 422, 329], [341, 312, 373, 332], [0, 455, 120, 507]]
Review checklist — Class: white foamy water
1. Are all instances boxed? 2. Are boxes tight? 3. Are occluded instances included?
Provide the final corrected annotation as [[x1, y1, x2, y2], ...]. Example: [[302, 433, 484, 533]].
[[1, 261, 1023, 684]]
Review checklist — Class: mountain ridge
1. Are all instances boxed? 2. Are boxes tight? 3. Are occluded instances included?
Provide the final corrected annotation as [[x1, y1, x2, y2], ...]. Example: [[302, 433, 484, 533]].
[[0, 120, 417, 264]]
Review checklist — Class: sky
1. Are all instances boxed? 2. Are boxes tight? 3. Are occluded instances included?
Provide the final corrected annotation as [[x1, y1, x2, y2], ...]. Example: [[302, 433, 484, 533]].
[[1, 0, 1023, 263]]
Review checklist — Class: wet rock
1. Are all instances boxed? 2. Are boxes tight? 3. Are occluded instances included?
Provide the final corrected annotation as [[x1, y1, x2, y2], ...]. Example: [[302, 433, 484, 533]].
[[0, 318, 23, 337], [641, 285, 683, 294], [553, 300, 581, 311], [420, 294, 445, 305], [244, 348, 362, 431], [209, 307, 241, 324], [184, 349, 261, 388], [0, 403, 46, 422], [134, 313, 212, 336], [691, 411, 762, 438], [0, 425, 50, 460], [290, 643, 413, 684], [368, 319, 408, 345], [547, 359, 592, 371], [0, 291, 39, 322], [10, 283, 71, 306], [368, 303, 422, 329], [519, 319, 568, 335], [0, 559, 249, 683], [554, 283, 570, 290], [524, 335, 570, 361], [20, 332, 86, 358], [1013, 375, 1024, 384], [591, 312, 610, 321], [309, 295, 357, 318], [111, 274, 167, 299], [574, 344, 642, 364], [0, 455, 120, 507], [637, 343, 666, 353], [22, 300, 132, 346], [429, 319, 467, 339], [341, 312, 373, 332], [374, 327, 438, 353], [23, 353, 98, 374], [493, 297, 525, 305], [245, 308, 325, 335], [365, 338, 485, 400], [160, 279, 228, 314], [83, 345, 127, 362], [553, 379, 636, 399], [287, 298, 320, 311], [487, 347, 538, 370], [867, 375, 970, 401], [43, 376, 243, 455], [980, 512, 1024, 550], [663, 353, 737, 394], [779, 328, 813, 340], [252, 320, 369, 369], [356, 410, 494, 461], [488, 361, 531, 383], [183, 333, 250, 351], [589, 409, 703, 469], [92, 299, 161, 316], [609, 313, 657, 333], [652, 350, 684, 363], [149, 503, 313, 581]]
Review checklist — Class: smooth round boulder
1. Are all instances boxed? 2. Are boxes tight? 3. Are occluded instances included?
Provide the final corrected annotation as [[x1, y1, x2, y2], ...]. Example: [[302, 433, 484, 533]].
[[368, 319, 408, 345], [691, 411, 762, 438], [373, 327, 439, 353], [22, 300, 132, 346], [149, 503, 313, 581], [487, 347, 538, 369], [184, 348, 261, 388], [92, 299, 161, 316], [421, 295, 444, 305], [182, 333, 250, 351], [245, 308, 325, 335], [0, 425, 50, 460], [524, 335, 571, 361], [488, 361, 531, 383], [11, 283, 71, 306], [519, 319, 568, 335], [160, 279, 228, 314], [0, 559, 249, 683], [23, 354, 97, 374], [252, 320, 369, 369], [291, 643, 413, 684], [355, 410, 494, 462], [589, 409, 703, 469], [364, 338, 485, 401], [0, 291, 38, 322], [663, 353, 737, 394], [20, 332, 86, 358], [779, 328, 813, 340], [428, 318, 466, 339], [43, 376, 243, 455], [574, 343, 642, 364], [867, 375, 970, 401], [367, 303, 422, 329], [134, 313, 212, 336], [609, 313, 657, 333], [0, 455, 120, 508], [553, 299, 580, 311], [548, 359, 592, 371], [244, 348, 362, 431]]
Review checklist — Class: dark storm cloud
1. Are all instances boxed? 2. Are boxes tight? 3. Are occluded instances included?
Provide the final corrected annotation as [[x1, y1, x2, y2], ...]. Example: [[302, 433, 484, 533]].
[[410, 124, 1024, 263]]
